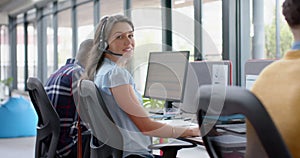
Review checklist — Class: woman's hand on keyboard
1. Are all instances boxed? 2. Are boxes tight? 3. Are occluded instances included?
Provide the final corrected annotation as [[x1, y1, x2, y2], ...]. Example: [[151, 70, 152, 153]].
[[180, 126, 200, 138]]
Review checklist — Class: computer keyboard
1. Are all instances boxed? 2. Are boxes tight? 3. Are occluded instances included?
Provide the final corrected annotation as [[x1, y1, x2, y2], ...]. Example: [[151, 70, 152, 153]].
[[216, 123, 246, 134], [149, 109, 164, 115], [159, 119, 198, 127]]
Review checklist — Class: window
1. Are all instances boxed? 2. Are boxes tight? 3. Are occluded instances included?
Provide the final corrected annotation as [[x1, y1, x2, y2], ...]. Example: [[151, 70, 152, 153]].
[[77, 1, 94, 49], [263, 0, 292, 58], [132, 0, 162, 94], [0, 25, 9, 81], [16, 24, 25, 90], [202, 0, 222, 60], [57, 9, 72, 67], [42, 14, 55, 77], [173, 0, 194, 61], [27, 23, 38, 78]]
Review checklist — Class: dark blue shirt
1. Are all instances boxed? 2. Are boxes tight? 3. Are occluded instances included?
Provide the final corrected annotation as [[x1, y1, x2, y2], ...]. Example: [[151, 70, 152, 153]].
[[291, 41, 300, 50]]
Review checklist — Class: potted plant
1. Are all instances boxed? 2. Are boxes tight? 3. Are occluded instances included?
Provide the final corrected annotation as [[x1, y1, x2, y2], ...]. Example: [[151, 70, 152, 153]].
[[0, 77, 13, 98]]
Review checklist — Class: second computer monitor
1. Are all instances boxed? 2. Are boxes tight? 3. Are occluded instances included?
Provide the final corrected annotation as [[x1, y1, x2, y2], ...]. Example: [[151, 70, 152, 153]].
[[144, 51, 190, 106], [244, 59, 276, 89], [178, 60, 232, 114]]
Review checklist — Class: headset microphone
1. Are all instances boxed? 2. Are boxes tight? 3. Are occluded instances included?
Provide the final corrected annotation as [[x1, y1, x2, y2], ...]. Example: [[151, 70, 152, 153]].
[[98, 16, 124, 57], [104, 49, 123, 56]]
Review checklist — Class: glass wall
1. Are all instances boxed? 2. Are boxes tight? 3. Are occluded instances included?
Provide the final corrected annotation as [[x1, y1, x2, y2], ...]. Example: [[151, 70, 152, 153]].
[[77, 2, 94, 49], [45, 14, 55, 77], [202, 0, 222, 60], [1, 0, 227, 90], [0, 0, 273, 90], [16, 23, 25, 90], [26, 9, 38, 85], [27, 23, 38, 78], [264, 0, 292, 59], [172, 0, 195, 61], [0, 25, 9, 81], [43, 3, 55, 78], [57, 9, 72, 67], [132, 0, 162, 94]]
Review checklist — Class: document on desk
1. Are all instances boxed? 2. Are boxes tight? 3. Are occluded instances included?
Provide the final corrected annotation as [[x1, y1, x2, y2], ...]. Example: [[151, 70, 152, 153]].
[[245, 75, 258, 90], [212, 64, 228, 85]]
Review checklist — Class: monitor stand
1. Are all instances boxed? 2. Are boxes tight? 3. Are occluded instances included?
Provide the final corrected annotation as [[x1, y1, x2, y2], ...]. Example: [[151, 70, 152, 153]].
[[164, 101, 178, 116]]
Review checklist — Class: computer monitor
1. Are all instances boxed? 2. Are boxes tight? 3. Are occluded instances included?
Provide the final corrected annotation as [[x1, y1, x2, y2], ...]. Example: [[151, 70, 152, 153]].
[[244, 59, 276, 89], [143, 51, 190, 111], [178, 60, 232, 114]]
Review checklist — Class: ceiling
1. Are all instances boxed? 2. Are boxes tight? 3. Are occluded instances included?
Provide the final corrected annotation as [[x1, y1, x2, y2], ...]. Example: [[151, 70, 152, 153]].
[[0, 0, 219, 25], [0, 0, 51, 16], [0, 0, 53, 25], [0, 0, 15, 11], [0, 0, 219, 15]]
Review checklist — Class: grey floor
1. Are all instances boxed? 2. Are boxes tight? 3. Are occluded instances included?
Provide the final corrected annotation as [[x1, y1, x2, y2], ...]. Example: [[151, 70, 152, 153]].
[[0, 136, 35, 158], [0, 92, 35, 158]]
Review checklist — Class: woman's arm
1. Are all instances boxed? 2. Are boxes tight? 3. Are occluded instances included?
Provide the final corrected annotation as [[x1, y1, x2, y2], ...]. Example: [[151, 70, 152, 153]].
[[111, 84, 200, 138]]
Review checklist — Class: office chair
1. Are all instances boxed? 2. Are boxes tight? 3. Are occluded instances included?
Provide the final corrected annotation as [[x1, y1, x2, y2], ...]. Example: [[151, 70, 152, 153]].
[[197, 85, 292, 158], [27, 77, 60, 158], [77, 79, 123, 158], [77, 79, 196, 158]]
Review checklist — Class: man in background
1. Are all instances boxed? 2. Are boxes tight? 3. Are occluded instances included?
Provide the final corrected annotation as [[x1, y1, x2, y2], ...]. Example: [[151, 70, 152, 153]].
[[246, 0, 300, 157], [45, 39, 93, 158]]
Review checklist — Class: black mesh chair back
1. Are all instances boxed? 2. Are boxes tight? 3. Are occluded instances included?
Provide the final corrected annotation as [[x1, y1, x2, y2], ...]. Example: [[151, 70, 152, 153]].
[[27, 77, 60, 158], [77, 79, 123, 158], [197, 85, 291, 158]]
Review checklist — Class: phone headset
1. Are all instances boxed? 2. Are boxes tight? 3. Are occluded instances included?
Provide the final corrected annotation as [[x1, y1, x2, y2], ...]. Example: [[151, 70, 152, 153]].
[[99, 16, 123, 56]]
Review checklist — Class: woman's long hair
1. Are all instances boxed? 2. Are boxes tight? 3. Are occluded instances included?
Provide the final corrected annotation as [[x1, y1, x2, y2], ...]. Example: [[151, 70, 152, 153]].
[[81, 14, 134, 81]]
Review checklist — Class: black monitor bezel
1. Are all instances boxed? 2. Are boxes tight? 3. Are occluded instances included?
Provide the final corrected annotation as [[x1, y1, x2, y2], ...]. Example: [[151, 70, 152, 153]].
[[143, 51, 190, 103]]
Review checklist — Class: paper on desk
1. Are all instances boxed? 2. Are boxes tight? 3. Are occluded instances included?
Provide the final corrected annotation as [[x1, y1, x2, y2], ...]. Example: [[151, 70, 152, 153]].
[[212, 64, 228, 85], [245, 75, 258, 90], [159, 119, 198, 127]]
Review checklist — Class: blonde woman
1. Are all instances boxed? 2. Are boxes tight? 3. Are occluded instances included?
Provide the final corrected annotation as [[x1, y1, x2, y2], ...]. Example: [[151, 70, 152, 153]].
[[82, 14, 200, 158]]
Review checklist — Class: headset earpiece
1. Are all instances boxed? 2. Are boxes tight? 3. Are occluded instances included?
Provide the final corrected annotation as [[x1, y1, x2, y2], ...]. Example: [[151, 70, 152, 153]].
[[99, 16, 109, 51]]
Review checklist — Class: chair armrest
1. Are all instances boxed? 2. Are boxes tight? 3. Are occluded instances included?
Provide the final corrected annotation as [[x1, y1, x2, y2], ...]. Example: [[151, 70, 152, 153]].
[[177, 136, 204, 146], [148, 139, 197, 158]]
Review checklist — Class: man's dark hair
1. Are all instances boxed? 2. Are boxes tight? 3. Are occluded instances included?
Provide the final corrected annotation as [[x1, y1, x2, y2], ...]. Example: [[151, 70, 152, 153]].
[[282, 0, 300, 28]]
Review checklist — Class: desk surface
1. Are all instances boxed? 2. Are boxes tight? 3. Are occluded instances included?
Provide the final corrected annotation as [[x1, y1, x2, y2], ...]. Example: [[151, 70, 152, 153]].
[[177, 145, 209, 158], [179, 136, 204, 145]]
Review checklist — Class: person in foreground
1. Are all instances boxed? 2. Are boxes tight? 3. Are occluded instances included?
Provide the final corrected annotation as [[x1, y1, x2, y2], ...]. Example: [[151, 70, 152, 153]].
[[45, 39, 93, 157], [246, 0, 300, 157], [81, 14, 200, 158]]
